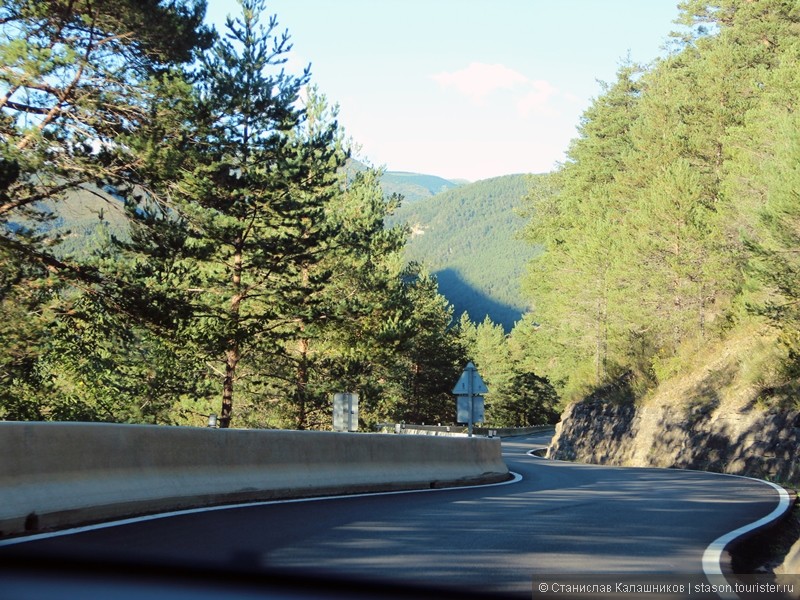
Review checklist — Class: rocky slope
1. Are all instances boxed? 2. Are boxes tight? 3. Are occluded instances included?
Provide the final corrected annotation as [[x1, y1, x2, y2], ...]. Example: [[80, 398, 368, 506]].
[[547, 330, 800, 485]]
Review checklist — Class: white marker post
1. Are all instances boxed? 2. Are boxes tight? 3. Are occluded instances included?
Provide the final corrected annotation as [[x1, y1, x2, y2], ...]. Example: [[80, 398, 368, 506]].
[[333, 393, 359, 432], [452, 362, 488, 437]]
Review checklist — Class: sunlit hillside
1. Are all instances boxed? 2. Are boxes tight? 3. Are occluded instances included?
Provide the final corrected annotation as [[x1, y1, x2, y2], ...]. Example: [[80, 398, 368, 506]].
[[389, 173, 551, 330]]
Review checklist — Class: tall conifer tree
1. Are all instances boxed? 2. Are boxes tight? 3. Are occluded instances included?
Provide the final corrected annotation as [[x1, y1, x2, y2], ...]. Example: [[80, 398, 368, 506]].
[[155, 0, 345, 427]]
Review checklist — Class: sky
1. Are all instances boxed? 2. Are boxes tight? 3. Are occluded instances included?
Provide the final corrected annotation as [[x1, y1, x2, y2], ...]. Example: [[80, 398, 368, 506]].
[[204, 0, 684, 182]]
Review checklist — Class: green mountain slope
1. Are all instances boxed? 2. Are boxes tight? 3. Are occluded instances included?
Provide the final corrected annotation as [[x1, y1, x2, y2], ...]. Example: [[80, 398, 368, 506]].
[[6, 185, 130, 257], [389, 173, 547, 330], [25, 172, 541, 332]]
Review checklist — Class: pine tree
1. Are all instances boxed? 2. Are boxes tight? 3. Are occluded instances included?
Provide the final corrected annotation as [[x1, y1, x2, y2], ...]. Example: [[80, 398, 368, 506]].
[[725, 34, 800, 373], [0, 0, 212, 276], [0, 1, 213, 421], [267, 159, 410, 429], [617, 0, 797, 367], [369, 267, 466, 425], [0, 245, 58, 420], [144, 0, 345, 428], [518, 0, 800, 396], [522, 64, 642, 397], [746, 116, 800, 372], [492, 370, 560, 427]]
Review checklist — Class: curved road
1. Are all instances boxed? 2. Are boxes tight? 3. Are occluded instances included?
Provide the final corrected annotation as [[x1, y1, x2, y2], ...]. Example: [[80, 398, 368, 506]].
[[0, 432, 788, 598]]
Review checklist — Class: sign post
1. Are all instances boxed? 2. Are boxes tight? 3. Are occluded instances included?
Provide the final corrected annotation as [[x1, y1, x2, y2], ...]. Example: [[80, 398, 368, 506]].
[[333, 393, 359, 432], [452, 362, 488, 437]]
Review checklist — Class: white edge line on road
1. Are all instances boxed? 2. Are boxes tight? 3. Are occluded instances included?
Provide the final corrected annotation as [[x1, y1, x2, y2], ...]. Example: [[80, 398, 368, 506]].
[[0, 471, 523, 548], [525, 449, 548, 458], [702, 475, 792, 578], [524, 446, 793, 596]]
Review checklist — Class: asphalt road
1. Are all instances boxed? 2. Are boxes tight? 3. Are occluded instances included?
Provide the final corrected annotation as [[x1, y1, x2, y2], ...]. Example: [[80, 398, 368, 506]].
[[0, 432, 788, 598]]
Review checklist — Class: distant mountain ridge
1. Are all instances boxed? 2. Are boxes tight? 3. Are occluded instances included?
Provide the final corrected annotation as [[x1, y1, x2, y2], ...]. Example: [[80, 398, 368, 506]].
[[380, 170, 461, 202], [348, 159, 462, 203], [20, 167, 543, 331]]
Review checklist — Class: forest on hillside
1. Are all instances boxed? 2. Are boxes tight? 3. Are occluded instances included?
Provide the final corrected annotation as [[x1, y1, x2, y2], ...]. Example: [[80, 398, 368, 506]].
[[389, 173, 544, 330], [506, 0, 800, 408], [0, 0, 559, 430], [4, 0, 798, 433]]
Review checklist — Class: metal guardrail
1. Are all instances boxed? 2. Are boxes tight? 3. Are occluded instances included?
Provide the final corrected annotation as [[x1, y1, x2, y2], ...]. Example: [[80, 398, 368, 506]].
[[476, 425, 556, 438], [377, 423, 555, 438]]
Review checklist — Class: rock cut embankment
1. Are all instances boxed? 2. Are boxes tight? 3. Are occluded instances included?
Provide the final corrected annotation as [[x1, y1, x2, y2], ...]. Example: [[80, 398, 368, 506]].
[[548, 334, 800, 485], [548, 392, 799, 484]]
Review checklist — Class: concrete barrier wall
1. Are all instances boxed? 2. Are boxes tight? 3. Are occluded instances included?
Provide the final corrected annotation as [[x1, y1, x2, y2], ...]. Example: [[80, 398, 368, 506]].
[[0, 422, 508, 538]]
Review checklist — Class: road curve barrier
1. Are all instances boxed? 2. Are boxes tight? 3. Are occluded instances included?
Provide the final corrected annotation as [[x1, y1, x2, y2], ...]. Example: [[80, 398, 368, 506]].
[[380, 423, 555, 437], [0, 422, 509, 538]]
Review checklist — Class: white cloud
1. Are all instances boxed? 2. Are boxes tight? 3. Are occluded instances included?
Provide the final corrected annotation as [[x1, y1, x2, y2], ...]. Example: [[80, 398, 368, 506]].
[[516, 79, 559, 117], [431, 62, 564, 118], [431, 62, 528, 103]]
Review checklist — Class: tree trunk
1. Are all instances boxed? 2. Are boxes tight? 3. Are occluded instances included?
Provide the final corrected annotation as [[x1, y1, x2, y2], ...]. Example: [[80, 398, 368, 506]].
[[294, 338, 310, 430], [219, 244, 243, 428], [220, 344, 239, 428], [595, 293, 608, 386]]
